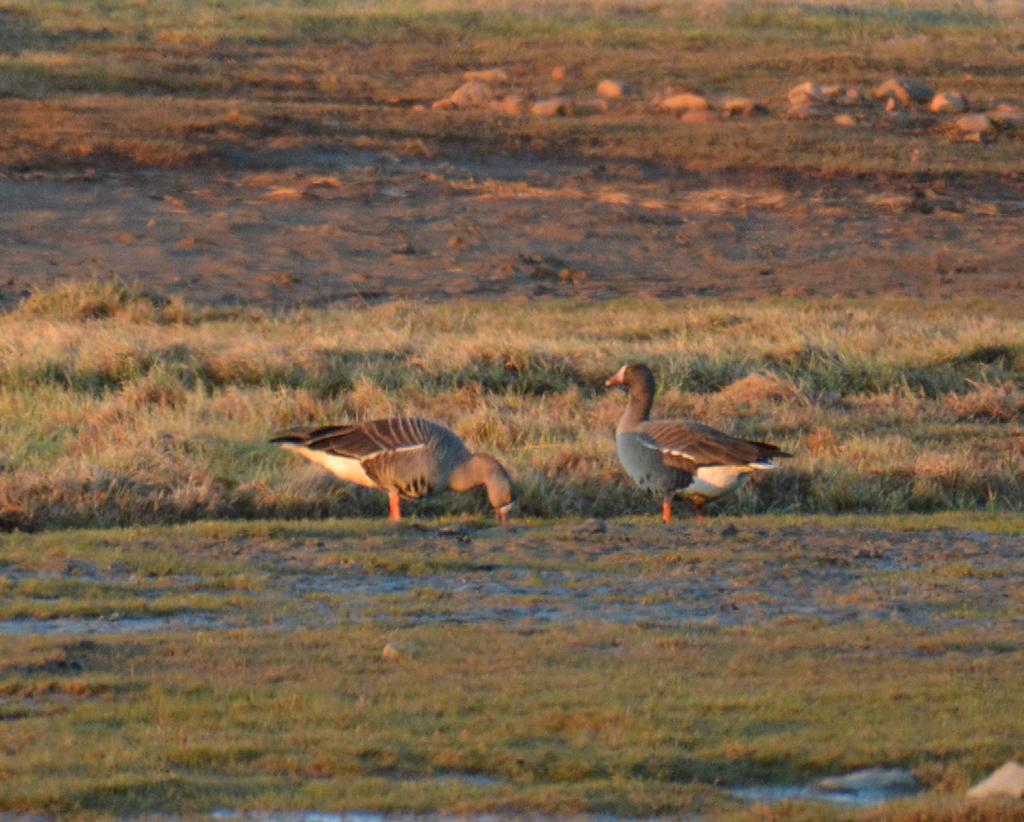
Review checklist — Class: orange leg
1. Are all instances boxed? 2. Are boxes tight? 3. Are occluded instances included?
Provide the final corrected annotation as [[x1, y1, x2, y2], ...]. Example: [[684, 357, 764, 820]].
[[662, 500, 673, 525], [388, 493, 401, 522], [693, 500, 705, 523]]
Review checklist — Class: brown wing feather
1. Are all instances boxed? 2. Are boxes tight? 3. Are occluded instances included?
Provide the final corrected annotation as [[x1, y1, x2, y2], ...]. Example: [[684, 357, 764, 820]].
[[640, 420, 790, 469], [276, 417, 439, 459]]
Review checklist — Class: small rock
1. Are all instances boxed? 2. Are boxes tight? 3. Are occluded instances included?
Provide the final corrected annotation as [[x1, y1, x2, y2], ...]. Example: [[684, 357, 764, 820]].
[[874, 77, 933, 105], [787, 81, 823, 105], [954, 112, 995, 137], [410, 103, 426, 113], [833, 113, 857, 127], [531, 96, 573, 117], [680, 109, 717, 123], [463, 68, 508, 85], [431, 97, 457, 111], [596, 78, 631, 99], [574, 518, 608, 535], [656, 92, 711, 113], [720, 523, 739, 537], [450, 80, 494, 108], [720, 97, 767, 117], [382, 642, 416, 661], [817, 767, 919, 796], [929, 91, 968, 113], [551, 65, 568, 82], [967, 761, 1024, 800], [885, 97, 903, 113], [490, 94, 528, 116], [821, 83, 845, 98]]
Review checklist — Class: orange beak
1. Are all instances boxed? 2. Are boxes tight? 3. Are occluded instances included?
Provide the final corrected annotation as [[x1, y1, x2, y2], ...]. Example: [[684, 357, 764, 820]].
[[605, 366, 626, 388]]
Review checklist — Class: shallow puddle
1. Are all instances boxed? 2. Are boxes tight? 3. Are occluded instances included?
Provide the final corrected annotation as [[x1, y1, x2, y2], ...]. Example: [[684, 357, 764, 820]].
[[732, 780, 919, 808]]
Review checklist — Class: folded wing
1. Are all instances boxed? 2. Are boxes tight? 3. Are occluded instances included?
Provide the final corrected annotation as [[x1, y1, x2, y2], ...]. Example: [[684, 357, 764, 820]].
[[639, 419, 792, 473]]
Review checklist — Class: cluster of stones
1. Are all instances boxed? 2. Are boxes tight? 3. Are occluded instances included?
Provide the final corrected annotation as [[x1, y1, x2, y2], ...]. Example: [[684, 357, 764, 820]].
[[784, 76, 1024, 141], [424, 68, 1024, 142]]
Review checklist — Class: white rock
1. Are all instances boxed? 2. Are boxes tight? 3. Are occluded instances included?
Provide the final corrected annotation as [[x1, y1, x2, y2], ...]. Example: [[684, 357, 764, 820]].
[[596, 78, 630, 99], [720, 97, 767, 117], [463, 68, 508, 85], [788, 81, 823, 105], [531, 96, 573, 117], [449, 80, 494, 108], [930, 91, 968, 113], [490, 95, 528, 116], [656, 92, 710, 113], [875, 77, 934, 105], [833, 113, 857, 127], [967, 761, 1024, 800], [551, 65, 568, 82], [955, 113, 995, 134]]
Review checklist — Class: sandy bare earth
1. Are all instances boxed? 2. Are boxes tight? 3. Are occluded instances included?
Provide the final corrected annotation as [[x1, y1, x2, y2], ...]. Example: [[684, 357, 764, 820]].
[[2, 149, 1023, 307]]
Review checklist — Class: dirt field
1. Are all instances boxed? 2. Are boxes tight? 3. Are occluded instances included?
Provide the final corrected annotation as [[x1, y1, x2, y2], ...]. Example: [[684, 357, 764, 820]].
[[3, 155, 1024, 308]]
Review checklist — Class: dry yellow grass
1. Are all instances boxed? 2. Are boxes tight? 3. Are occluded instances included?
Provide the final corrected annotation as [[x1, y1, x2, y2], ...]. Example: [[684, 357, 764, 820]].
[[0, 284, 1020, 528]]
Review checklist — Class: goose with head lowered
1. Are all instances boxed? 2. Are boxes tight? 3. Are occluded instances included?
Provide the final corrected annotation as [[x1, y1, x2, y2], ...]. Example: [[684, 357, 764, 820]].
[[606, 363, 791, 524], [271, 417, 516, 523]]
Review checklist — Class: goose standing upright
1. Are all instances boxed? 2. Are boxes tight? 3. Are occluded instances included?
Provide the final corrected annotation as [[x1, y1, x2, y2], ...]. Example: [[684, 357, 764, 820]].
[[271, 417, 516, 523], [606, 363, 791, 524]]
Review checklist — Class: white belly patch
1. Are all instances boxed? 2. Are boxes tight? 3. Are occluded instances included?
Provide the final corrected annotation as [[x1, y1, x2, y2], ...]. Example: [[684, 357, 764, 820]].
[[681, 465, 755, 501], [282, 445, 377, 489]]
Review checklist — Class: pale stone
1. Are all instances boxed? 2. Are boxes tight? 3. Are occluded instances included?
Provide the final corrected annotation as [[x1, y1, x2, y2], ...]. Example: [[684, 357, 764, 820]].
[[821, 83, 845, 98], [449, 80, 494, 108], [490, 95, 528, 116], [431, 97, 457, 111], [531, 96, 573, 117], [967, 761, 1024, 800], [596, 78, 630, 99], [955, 113, 995, 134], [787, 81, 823, 105], [930, 91, 968, 113], [844, 86, 866, 104], [551, 65, 568, 82], [656, 92, 710, 112], [833, 113, 857, 127], [463, 68, 508, 85], [885, 97, 903, 112], [875, 77, 934, 105]]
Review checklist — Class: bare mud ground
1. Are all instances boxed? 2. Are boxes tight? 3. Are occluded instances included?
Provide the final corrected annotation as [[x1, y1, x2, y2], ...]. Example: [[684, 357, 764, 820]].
[[3, 150, 1024, 308]]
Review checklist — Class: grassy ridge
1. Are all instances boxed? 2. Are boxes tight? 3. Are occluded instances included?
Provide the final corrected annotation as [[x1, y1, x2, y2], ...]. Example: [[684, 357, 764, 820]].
[[0, 283, 1020, 529]]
